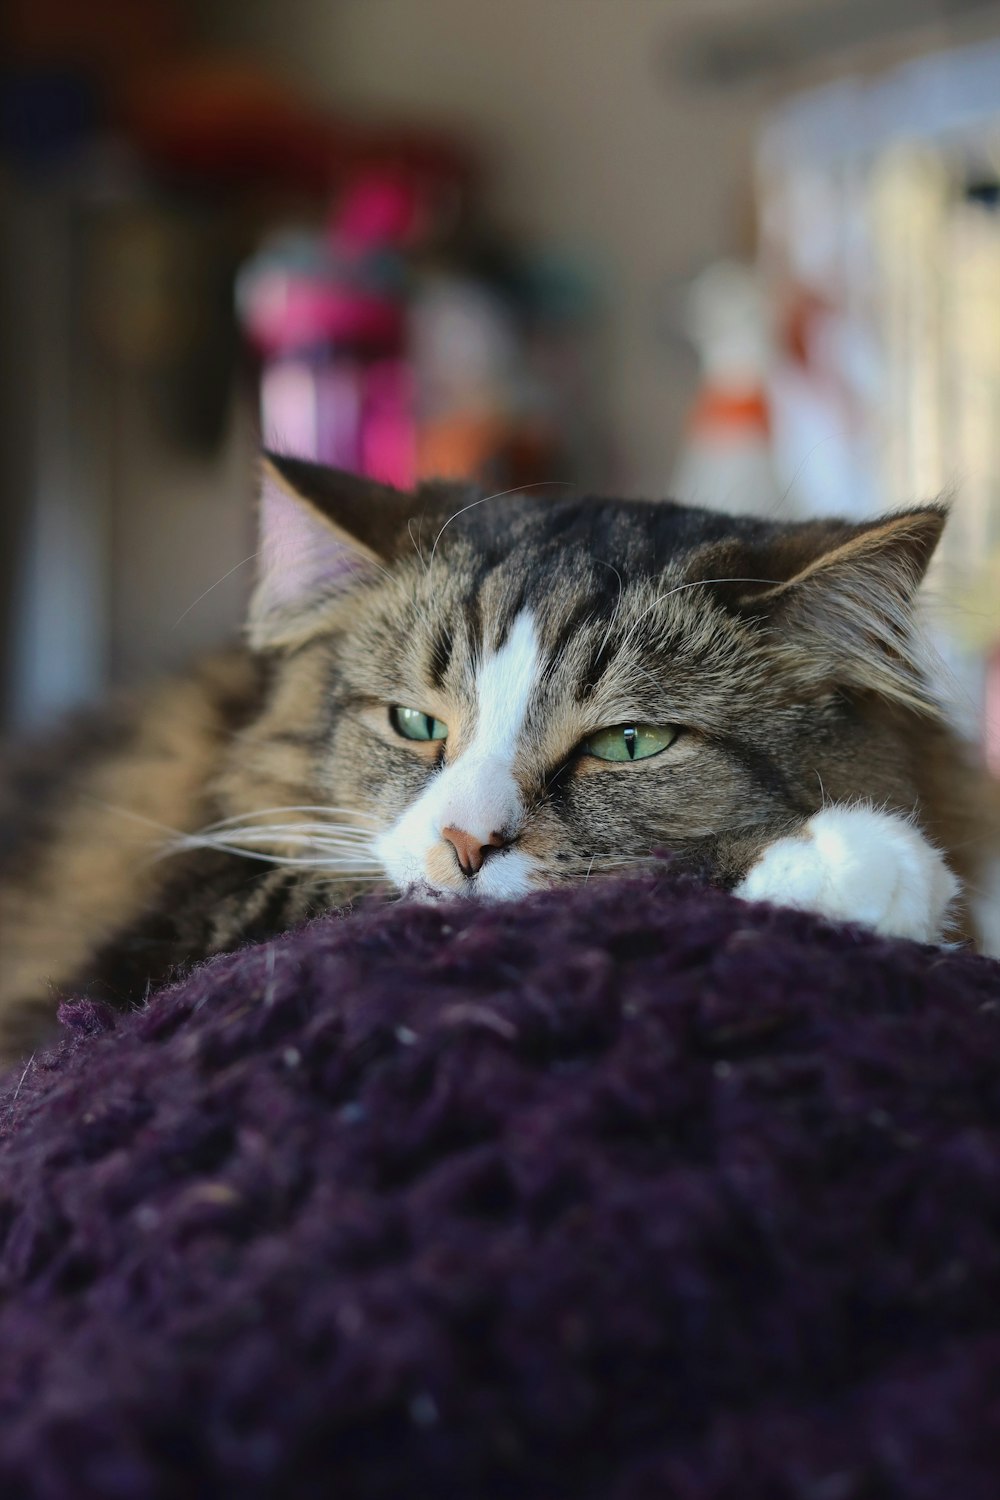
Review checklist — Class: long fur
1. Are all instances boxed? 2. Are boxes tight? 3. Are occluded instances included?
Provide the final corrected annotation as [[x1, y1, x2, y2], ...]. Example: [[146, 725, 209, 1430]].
[[0, 467, 992, 1058]]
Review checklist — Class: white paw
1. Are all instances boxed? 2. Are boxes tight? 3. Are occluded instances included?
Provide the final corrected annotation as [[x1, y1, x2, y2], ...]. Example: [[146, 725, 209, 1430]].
[[735, 806, 960, 943]]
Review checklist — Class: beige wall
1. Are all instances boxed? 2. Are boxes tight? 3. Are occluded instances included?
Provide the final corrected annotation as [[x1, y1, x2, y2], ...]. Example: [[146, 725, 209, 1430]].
[[211, 0, 770, 495]]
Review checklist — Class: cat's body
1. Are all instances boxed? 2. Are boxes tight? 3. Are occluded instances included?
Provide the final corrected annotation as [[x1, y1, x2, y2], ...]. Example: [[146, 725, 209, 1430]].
[[0, 456, 992, 1059]]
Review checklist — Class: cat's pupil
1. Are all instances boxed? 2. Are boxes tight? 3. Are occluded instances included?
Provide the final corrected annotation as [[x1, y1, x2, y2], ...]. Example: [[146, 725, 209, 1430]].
[[390, 705, 449, 742], [623, 726, 637, 760]]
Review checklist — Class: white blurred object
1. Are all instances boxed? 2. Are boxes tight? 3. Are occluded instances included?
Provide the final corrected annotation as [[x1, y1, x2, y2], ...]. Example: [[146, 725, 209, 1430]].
[[409, 276, 520, 424], [768, 287, 882, 522], [671, 261, 786, 517], [684, 260, 771, 385]]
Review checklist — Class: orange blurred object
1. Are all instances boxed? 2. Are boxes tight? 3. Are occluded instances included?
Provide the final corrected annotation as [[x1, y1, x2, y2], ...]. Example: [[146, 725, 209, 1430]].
[[686, 388, 771, 440], [418, 415, 512, 481], [418, 415, 562, 488]]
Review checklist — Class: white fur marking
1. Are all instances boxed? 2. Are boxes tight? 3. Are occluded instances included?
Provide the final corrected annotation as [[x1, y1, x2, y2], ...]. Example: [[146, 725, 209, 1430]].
[[735, 806, 960, 943], [376, 611, 543, 897], [471, 610, 539, 765]]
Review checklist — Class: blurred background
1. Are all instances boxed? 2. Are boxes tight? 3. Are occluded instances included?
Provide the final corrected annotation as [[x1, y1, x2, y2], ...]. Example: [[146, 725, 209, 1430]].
[[4, 0, 1000, 769]]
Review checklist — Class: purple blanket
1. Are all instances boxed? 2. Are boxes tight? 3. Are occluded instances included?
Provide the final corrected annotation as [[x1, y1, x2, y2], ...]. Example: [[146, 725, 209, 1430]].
[[1, 868, 999, 1499]]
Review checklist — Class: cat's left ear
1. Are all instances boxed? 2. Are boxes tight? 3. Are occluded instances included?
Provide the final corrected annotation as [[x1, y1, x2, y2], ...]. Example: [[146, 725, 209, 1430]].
[[249, 453, 416, 650], [738, 507, 947, 715]]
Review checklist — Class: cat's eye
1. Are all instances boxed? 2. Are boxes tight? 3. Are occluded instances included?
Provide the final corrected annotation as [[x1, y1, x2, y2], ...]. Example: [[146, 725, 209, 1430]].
[[390, 705, 449, 742], [583, 723, 677, 762]]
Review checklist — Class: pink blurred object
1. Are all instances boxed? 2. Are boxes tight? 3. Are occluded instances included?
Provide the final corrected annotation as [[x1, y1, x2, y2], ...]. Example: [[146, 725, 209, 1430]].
[[241, 165, 477, 486], [260, 361, 319, 458], [361, 359, 417, 489], [317, 364, 363, 471], [261, 360, 363, 470], [332, 171, 426, 256], [260, 356, 416, 485], [243, 271, 403, 359]]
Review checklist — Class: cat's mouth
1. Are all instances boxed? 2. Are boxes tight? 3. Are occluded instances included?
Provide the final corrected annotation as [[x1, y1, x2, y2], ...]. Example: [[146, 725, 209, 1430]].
[[394, 850, 542, 904], [389, 848, 660, 904]]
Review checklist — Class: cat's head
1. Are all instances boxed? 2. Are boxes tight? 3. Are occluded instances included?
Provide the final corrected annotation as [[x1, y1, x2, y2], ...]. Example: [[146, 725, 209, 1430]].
[[219, 452, 946, 901]]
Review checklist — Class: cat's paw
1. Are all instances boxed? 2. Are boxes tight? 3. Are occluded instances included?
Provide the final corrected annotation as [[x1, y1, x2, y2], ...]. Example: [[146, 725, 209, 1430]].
[[734, 806, 960, 943]]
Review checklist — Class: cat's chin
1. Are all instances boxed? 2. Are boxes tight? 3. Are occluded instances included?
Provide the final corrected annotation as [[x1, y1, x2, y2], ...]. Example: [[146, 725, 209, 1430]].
[[394, 876, 533, 905], [396, 881, 459, 905]]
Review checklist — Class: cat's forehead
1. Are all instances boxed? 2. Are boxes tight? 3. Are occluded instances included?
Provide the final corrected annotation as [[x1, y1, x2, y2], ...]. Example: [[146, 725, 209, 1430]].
[[439, 493, 768, 573], [342, 495, 773, 731], [418, 494, 770, 650]]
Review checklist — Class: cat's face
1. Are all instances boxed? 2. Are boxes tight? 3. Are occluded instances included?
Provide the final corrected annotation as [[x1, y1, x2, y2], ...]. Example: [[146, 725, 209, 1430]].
[[218, 456, 944, 902]]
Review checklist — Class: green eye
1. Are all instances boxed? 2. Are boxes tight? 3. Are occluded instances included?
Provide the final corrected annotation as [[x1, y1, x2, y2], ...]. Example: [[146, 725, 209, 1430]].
[[584, 724, 677, 762], [390, 705, 449, 742]]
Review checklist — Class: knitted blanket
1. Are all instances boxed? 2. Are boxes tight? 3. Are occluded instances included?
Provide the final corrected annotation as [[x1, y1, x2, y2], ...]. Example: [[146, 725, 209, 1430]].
[[1, 869, 999, 1499]]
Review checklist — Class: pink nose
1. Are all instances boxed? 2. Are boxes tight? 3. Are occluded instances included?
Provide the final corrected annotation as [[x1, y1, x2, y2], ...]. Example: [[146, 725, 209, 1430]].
[[441, 826, 506, 878]]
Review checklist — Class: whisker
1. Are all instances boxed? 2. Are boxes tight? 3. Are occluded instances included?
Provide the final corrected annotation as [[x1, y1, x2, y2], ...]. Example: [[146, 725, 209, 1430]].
[[87, 802, 211, 843], [407, 515, 426, 572], [160, 834, 384, 872], [172, 551, 261, 629], [209, 846, 377, 862], [169, 820, 379, 852], [200, 804, 381, 830], [197, 821, 376, 842], [88, 804, 383, 852], [616, 576, 784, 659], [428, 480, 574, 568], [89, 801, 385, 879]]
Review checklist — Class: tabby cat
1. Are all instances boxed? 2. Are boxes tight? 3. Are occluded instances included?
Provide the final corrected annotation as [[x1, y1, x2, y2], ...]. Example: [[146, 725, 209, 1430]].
[[0, 454, 989, 1059]]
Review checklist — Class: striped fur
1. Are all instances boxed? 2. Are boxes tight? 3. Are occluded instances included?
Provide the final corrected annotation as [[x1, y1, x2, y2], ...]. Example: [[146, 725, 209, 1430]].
[[0, 456, 992, 1058]]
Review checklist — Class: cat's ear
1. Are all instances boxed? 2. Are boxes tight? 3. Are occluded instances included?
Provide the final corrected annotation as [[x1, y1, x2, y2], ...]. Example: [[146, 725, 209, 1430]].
[[249, 453, 413, 650], [738, 507, 947, 715]]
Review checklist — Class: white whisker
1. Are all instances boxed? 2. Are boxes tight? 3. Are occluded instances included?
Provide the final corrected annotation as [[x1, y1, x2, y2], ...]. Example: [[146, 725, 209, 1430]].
[[198, 820, 375, 841], [407, 515, 427, 571], [172, 552, 261, 629], [87, 801, 207, 842], [201, 804, 381, 829], [365, 557, 401, 588], [616, 575, 783, 659], [89, 799, 386, 878], [195, 831, 375, 850], [160, 830, 383, 872], [428, 481, 573, 568]]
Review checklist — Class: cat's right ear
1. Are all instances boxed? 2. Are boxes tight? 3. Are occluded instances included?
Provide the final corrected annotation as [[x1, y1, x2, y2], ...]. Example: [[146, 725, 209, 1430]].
[[248, 454, 412, 650]]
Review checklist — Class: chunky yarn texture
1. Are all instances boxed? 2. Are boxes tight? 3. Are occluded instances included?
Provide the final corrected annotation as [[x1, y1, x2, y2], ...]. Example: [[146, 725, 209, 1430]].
[[1, 869, 999, 1499]]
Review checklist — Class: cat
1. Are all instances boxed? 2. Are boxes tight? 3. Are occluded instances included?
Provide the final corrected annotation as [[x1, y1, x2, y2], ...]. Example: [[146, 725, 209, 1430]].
[[0, 452, 990, 1060]]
